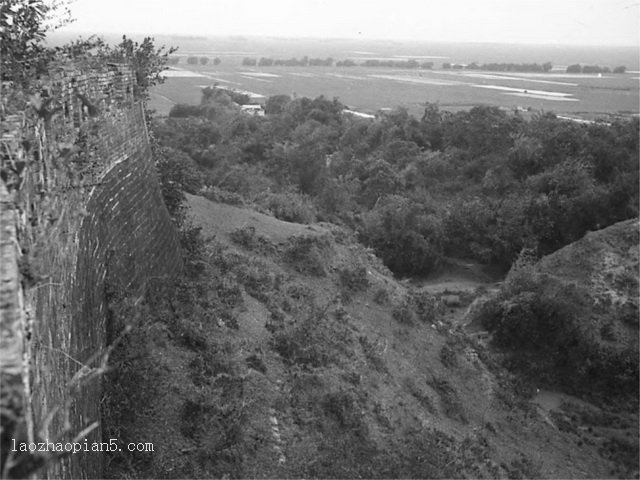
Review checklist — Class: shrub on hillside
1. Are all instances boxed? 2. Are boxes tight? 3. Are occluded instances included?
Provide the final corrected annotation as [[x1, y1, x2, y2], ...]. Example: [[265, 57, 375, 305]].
[[283, 234, 332, 276], [180, 225, 206, 277], [443, 195, 535, 268], [411, 290, 441, 323], [358, 335, 386, 371], [215, 165, 274, 202], [229, 225, 256, 250], [258, 190, 318, 224], [427, 377, 467, 423], [234, 258, 279, 303], [475, 259, 639, 397], [155, 146, 205, 225], [202, 187, 245, 206], [271, 304, 332, 367], [524, 158, 617, 254], [373, 287, 390, 305], [321, 391, 367, 433], [156, 147, 204, 195], [392, 299, 416, 325], [229, 225, 275, 254], [360, 196, 444, 276], [337, 261, 370, 301], [315, 176, 359, 221]]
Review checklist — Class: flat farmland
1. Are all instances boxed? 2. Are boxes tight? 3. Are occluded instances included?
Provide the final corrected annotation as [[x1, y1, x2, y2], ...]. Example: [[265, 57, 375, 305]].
[[149, 64, 639, 119]]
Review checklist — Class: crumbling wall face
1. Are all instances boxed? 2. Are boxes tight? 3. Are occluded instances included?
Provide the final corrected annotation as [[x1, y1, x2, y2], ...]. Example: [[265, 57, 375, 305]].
[[0, 64, 181, 479]]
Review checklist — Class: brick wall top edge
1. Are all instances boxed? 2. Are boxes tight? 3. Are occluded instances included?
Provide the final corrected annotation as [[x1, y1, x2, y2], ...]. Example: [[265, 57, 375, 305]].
[[1, 61, 136, 119], [15, 61, 132, 83]]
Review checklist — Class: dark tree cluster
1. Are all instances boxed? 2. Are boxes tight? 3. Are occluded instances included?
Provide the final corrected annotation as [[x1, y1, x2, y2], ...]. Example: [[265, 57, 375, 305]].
[[247, 56, 320, 67], [566, 64, 626, 74], [254, 56, 322, 67], [244, 57, 432, 69], [196, 56, 220, 65], [443, 62, 553, 72], [238, 57, 554, 72], [362, 59, 420, 68], [465, 62, 553, 72], [308, 57, 334, 66], [155, 90, 639, 277]]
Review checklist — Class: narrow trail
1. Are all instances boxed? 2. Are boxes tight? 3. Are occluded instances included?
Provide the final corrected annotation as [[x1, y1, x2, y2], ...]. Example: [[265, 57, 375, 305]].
[[401, 258, 504, 331], [406, 257, 503, 294]]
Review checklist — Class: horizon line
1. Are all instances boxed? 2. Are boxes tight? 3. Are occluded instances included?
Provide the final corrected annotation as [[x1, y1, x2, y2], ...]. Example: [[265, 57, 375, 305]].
[[50, 31, 640, 49]]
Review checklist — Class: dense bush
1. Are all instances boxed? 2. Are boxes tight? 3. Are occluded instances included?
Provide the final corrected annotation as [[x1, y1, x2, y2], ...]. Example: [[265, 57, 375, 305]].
[[360, 196, 444, 276], [271, 302, 344, 368], [258, 190, 317, 224], [337, 262, 369, 292], [283, 234, 332, 276], [337, 261, 370, 301], [169, 104, 205, 118], [444, 195, 535, 267], [476, 260, 639, 397], [156, 147, 204, 195]]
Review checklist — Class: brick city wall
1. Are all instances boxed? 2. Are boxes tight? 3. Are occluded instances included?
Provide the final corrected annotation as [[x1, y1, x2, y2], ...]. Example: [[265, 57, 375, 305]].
[[0, 63, 182, 478]]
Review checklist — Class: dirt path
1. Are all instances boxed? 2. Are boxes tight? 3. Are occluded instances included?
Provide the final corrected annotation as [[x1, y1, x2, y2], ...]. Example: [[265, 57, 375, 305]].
[[532, 389, 567, 411], [405, 257, 503, 294]]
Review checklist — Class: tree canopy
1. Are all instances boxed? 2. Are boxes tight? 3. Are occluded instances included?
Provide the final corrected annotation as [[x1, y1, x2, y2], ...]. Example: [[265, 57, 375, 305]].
[[155, 89, 639, 276]]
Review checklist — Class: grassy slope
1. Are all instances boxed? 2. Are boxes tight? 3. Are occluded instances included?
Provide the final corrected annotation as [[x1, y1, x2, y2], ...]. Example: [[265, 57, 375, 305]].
[[105, 194, 629, 479]]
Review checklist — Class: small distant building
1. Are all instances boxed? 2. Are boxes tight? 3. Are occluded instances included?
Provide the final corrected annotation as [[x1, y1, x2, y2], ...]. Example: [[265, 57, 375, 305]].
[[240, 104, 265, 116]]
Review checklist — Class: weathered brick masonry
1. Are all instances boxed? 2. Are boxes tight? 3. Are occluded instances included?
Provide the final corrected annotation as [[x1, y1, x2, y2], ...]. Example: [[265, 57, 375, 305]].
[[1, 63, 181, 478]]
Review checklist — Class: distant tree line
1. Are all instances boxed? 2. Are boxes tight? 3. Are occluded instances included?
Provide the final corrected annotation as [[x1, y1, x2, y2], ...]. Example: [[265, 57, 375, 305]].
[[442, 62, 553, 72], [240, 57, 553, 71], [361, 59, 434, 69], [246, 56, 335, 67], [308, 57, 334, 66], [170, 55, 630, 75], [566, 64, 626, 74], [171, 56, 221, 66], [242, 57, 434, 69], [470, 62, 553, 72]]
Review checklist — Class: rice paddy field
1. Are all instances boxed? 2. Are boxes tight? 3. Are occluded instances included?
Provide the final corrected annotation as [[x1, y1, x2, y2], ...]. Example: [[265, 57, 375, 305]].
[[145, 36, 639, 120]]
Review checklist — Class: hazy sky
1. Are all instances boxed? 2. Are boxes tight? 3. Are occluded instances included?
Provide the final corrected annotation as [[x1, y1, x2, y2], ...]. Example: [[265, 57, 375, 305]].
[[60, 0, 639, 46]]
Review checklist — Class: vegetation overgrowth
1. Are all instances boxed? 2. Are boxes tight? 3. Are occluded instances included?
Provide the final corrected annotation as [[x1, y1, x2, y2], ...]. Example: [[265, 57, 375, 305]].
[[1, 3, 178, 478], [1, 0, 175, 96], [3, 3, 639, 477], [155, 87, 638, 276], [474, 250, 639, 400]]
